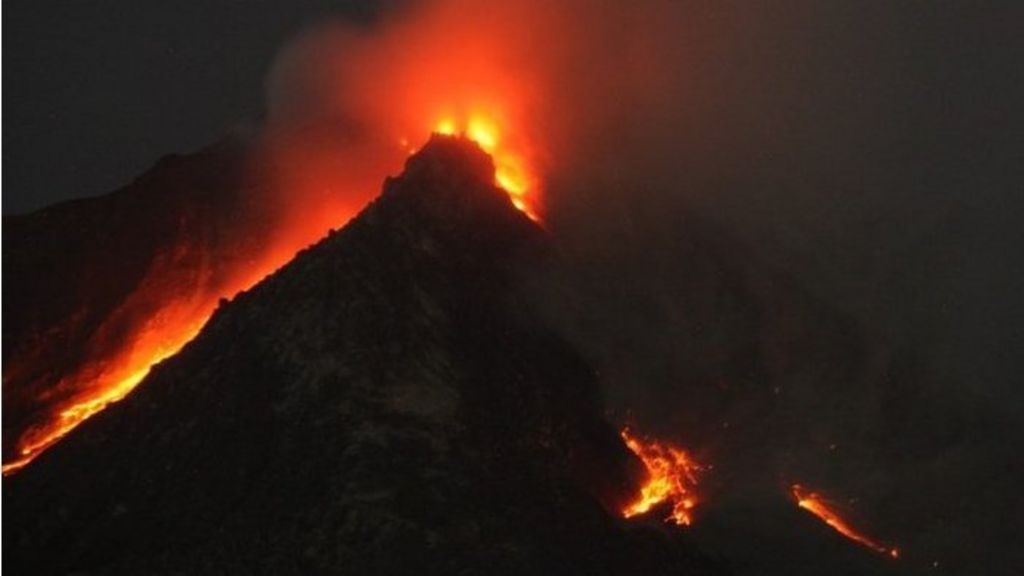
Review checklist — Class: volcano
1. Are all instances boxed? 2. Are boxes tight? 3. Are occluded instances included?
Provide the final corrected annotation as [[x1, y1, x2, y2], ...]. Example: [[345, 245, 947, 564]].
[[3, 137, 723, 575]]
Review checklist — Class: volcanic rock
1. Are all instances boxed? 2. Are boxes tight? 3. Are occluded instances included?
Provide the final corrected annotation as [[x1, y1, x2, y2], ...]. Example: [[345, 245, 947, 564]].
[[3, 136, 723, 575], [1, 138, 269, 459]]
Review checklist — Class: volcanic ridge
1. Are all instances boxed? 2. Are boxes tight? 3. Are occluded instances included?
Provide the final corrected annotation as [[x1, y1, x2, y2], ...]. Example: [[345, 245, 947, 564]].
[[3, 136, 723, 575]]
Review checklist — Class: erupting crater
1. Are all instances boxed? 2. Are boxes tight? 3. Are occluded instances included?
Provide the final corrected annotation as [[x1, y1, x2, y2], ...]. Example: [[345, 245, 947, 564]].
[[3, 126, 539, 476], [427, 115, 539, 220]]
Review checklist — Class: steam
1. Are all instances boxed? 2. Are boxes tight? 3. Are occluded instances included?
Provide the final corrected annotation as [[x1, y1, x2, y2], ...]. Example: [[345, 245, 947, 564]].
[[262, 2, 1021, 574]]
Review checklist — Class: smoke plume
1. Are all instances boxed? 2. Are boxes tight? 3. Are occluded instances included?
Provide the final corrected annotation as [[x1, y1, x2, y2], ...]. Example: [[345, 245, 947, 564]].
[[262, 2, 1022, 574]]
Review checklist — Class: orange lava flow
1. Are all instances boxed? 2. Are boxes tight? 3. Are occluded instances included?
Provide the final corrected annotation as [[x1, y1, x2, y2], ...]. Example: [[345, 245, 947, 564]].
[[4, 0, 549, 475], [2, 123, 539, 476], [428, 115, 539, 220], [792, 484, 900, 559], [2, 350, 192, 475], [620, 427, 701, 526], [2, 260, 292, 476]]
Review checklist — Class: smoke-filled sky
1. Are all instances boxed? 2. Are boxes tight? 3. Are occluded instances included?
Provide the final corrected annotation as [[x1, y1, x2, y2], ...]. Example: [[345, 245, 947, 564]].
[[4, 0, 386, 213], [6, 0, 1023, 574]]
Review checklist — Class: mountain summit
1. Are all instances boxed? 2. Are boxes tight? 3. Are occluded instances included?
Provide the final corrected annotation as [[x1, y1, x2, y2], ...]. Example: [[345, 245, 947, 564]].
[[5, 136, 721, 575]]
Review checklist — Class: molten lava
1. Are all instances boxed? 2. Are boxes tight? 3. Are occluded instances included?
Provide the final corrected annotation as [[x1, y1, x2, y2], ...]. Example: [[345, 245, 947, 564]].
[[3, 123, 539, 475], [792, 484, 899, 559], [5, 0, 545, 475], [431, 115, 539, 220], [2, 258, 291, 475], [620, 427, 701, 526]]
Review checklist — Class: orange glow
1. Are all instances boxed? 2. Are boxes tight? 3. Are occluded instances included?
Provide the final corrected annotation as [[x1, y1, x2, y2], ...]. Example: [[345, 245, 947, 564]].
[[269, 3, 549, 223], [792, 484, 899, 558], [431, 115, 539, 220], [2, 126, 393, 475], [5, 0, 554, 476], [435, 118, 457, 136], [2, 253, 299, 475], [620, 427, 701, 526], [3, 125, 539, 475]]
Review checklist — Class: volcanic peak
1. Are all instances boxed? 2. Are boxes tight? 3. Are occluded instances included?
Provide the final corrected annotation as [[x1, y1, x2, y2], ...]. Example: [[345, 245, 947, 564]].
[[381, 134, 527, 225]]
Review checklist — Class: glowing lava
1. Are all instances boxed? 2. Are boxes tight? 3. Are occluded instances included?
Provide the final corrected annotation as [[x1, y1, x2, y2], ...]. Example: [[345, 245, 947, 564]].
[[2, 259, 292, 475], [5, 0, 553, 476], [430, 115, 539, 220], [2, 125, 540, 476], [792, 484, 900, 559], [620, 427, 701, 526]]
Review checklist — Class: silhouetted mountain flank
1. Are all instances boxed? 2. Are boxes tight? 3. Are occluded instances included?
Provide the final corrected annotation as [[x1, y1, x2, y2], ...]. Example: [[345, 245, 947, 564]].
[[4, 137, 723, 575], [2, 138, 268, 459]]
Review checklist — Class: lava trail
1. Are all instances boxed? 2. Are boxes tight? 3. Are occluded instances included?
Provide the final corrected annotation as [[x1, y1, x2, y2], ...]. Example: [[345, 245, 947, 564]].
[[792, 484, 899, 558], [620, 427, 701, 526], [4, 126, 538, 475]]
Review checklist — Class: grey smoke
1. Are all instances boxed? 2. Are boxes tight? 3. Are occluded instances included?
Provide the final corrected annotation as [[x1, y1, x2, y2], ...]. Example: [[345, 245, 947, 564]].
[[265, 2, 1022, 573]]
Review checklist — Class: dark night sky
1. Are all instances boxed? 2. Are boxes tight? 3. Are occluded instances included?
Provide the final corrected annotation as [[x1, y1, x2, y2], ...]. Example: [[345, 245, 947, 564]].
[[4, 0, 381, 213], [4, 1, 1021, 218]]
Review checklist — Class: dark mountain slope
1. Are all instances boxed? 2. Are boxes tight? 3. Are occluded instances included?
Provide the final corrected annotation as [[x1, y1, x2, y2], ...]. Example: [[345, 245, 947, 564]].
[[1, 138, 271, 457], [4, 137, 722, 575]]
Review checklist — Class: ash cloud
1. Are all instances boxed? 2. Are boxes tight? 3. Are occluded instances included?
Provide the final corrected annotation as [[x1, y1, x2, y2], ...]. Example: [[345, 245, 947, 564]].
[[264, 2, 1022, 573]]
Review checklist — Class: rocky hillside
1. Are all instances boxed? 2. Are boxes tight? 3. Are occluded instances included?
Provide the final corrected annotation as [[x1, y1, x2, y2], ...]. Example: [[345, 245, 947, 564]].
[[1, 138, 270, 459], [3, 137, 723, 575]]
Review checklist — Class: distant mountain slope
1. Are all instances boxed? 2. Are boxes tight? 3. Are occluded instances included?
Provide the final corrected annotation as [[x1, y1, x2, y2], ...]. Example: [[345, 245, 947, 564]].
[[2, 138, 272, 460]]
